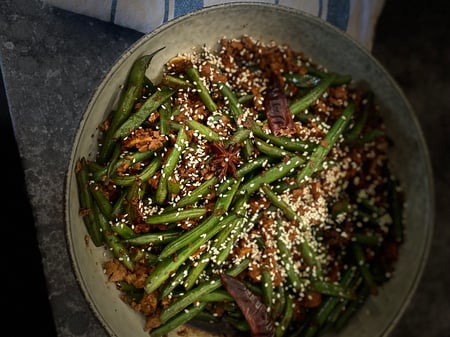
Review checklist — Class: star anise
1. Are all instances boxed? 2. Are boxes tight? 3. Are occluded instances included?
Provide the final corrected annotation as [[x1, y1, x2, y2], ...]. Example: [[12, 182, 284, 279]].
[[209, 141, 241, 181]]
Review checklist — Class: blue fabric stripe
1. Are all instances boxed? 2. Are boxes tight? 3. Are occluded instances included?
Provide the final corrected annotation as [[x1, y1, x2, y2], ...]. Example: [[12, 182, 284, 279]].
[[326, 0, 350, 31], [110, 0, 118, 22], [174, 0, 204, 17], [318, 0, 323, 17], [164, 0, 170, 22]]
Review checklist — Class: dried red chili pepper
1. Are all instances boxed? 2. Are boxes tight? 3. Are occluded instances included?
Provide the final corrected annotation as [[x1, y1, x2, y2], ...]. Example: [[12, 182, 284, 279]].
[[264, 77, 296, 136], [220, 273, 275, 337]]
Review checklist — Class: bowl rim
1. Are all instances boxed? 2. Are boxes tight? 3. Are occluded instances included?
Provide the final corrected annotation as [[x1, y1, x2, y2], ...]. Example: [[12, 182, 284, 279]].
[[64, 2, 435, 337]]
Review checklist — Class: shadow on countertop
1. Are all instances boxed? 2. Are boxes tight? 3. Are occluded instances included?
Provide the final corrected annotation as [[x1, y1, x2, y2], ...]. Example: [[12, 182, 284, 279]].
[[0, 67, 57, 335]]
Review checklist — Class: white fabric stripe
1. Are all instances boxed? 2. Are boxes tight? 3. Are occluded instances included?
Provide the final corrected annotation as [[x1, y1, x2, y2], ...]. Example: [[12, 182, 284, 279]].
[[42, 0, 383, 50], [346, 0, 385, 50], [167, 0, 175, 22], [115, 0, 165, 33]]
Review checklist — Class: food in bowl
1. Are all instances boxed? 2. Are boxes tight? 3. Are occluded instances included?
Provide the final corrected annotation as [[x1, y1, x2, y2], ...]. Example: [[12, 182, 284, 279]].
[[75, 35, 404, 337]]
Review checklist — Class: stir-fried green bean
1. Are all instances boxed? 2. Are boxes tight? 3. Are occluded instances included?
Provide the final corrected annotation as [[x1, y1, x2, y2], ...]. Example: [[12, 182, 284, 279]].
[[297, 102, 355, 184], [75, 37, 405, 337]]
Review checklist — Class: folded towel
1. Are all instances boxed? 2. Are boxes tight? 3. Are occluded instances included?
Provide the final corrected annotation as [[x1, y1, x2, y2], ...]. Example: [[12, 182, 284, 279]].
[[43, 0, 385, 50]]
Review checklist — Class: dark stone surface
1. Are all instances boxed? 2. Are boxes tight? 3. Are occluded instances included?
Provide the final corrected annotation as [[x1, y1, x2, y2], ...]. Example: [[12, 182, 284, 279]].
[[0, 0, 448, 336]]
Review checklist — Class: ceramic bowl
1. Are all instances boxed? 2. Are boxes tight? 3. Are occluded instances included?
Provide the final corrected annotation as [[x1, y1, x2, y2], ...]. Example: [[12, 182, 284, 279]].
[[65, 3, 434, 337]]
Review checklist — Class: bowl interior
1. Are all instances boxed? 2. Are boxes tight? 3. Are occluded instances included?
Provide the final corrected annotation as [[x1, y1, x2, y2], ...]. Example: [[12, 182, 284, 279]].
[[65, 3, 434, 337]]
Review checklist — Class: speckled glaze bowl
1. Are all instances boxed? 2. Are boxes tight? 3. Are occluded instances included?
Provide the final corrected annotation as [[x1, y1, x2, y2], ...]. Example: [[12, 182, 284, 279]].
[[65, 3, 434, 337]]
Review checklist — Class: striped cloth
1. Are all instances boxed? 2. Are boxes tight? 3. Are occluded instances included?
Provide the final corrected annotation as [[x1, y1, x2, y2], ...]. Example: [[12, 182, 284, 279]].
[[43, 0, 385, 50]]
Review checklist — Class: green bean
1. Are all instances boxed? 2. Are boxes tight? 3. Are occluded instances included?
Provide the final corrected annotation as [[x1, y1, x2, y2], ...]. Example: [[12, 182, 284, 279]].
[[75, 158, 103, 246], [130, 248, 159, 265], [109, 156, 162, 186], [155, 127, 188, 204], [217, 81, 244, 120], [240, 156, 304, 195], [260, 267, 274, 309], [124, 180, 141, 223], [183, 216, 241, 290], [276, 294, 295, 337], [158, 258, 249, 323], [297, 102, 354, 184], [289, 75, 336, 115], [89, 184, 112, 219], [351, 242, 378, 294], [144, 242, 203, 295], [345, 92, 372, 143], [110, 219, 136, 240], [261, 184, 299, 222], [214, 219, 245, 264], [95, 204, 135, 271], [159, 99, 171, 135], [105, 143, 122, 182], [159, 263, 191, 299], [185, 66, 218, 112], [123, 231, 180, 246], [276, 220, 304, 291], [85, 160, 104, 175], [299, 240, 323, 279], [93, 150, 156, 182], [145, 207, 207, 225], [143, 76, 156, 92], [271, 285, 286, 319], [167, 178, 181, 196], [357, 128, 385, 144], [309, 280, 356, 300], [171, 176, 218, 209], [334, 284, 370, 332], [110, 188, 126, 215], [149, 302, 207, 337], [325, 274, 363, 326], [224, 128, 251, 148], [352, 233, 382, 246], [255, 138, 295, 159], [194, 310, 219, 324], [243, 138, 255, 159], [186, 119, 221, 142], [250, 123, 315, 153], [330, 198, 350, 219], [224, 314, 251, 332], [284, 73, 321, 89], [144, 214, 238, 293], [113, 86, 175, 140], [301, 267, 357, 336], [200, 290, 234, 302], [159, 214, 221, 259], [230, 192, 249, 217], [97, 85, 138, 165], [159, 173, 241, 258], [235, 155, 271, 178], [160, 73, 193, 89], [129, 49, 165, 89], [98, 49, 164, 164], [237, 94, 253, 104], [117, 281, 144, 302], [214, 177, 241, 215], [304, 66, 352, 86]]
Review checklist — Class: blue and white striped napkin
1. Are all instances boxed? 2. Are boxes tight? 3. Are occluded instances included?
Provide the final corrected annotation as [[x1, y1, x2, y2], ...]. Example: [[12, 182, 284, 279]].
[[43, 0, 385, 50]]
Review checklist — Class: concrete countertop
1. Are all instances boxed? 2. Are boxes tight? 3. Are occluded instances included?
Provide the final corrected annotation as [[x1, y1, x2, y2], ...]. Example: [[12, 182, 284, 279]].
[[0, 0, 448, 336]]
